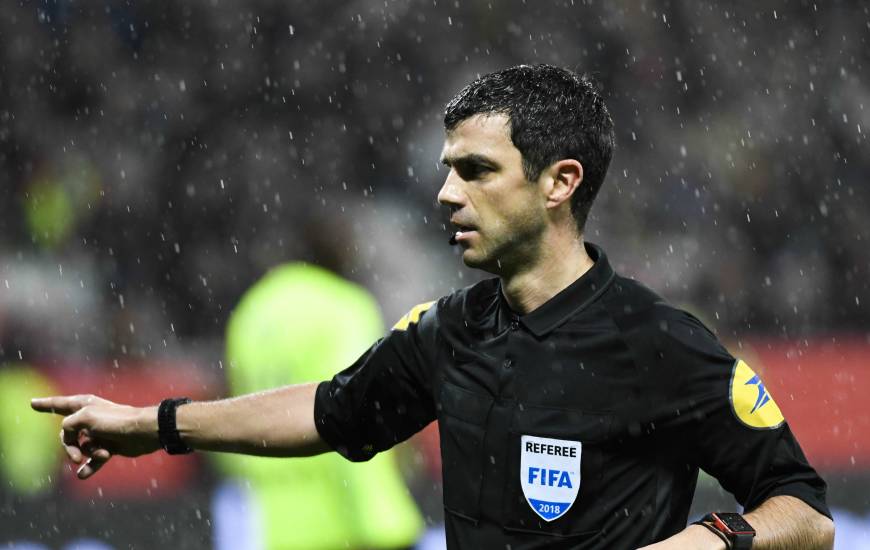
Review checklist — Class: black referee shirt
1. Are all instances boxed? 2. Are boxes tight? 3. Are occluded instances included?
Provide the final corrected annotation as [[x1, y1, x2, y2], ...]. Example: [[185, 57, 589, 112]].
[[314, 243, 830, 549]]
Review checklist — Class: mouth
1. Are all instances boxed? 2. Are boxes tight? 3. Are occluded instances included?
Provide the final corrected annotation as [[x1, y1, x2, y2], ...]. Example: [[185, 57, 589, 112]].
[[451, 224, 478, 245], [448, 214, 479, 245]]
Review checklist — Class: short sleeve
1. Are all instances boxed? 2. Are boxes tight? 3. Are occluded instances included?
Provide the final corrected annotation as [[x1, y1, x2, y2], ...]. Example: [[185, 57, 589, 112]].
[[648, 306, 831, 519], [313, 301, 439, 462]]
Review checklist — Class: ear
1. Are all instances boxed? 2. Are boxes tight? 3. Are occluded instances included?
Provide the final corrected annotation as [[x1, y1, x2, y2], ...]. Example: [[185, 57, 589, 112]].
[[542, 159, 583, 209]]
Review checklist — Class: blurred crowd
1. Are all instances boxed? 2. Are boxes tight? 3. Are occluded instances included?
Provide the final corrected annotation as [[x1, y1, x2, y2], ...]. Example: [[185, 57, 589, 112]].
[[1, 1, 869, 547], [1, 1, 868, 366]]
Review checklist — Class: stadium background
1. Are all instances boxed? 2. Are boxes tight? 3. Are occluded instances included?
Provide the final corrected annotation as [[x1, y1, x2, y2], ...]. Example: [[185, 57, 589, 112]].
[[1, 0, 868, 548]]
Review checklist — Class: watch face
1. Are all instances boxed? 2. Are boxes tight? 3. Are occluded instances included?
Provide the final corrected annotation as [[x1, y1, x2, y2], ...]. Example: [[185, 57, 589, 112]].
[[714, 512, 755, 534]]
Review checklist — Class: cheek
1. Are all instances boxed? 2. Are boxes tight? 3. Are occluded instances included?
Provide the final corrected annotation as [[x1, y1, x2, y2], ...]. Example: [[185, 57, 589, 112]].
[[474, 181, 541, 230], [502, 192, 544, 226]]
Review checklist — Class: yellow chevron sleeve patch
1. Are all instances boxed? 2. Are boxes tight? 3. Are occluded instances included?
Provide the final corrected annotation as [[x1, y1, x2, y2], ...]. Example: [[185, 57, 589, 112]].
[[392, 301, 436, 331], [730, 360, 785, 429]]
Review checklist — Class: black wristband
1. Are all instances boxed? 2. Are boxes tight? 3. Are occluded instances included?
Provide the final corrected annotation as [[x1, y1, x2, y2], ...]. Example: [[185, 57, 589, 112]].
[[158, 397, 193, 455], [693, 520, 732, 549]]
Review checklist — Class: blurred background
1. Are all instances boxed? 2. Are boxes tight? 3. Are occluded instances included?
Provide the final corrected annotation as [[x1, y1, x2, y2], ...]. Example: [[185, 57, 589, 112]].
[[1, 0, 868, 548]]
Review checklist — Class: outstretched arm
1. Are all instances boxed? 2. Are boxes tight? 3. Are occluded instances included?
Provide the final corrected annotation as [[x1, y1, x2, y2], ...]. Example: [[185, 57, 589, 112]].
[[31, 382, 329, 479], [639, 495, 834, 549]]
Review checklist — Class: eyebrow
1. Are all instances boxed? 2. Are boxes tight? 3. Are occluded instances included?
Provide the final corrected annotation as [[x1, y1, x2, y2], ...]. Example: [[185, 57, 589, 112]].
[[440, 153, 499, 169]]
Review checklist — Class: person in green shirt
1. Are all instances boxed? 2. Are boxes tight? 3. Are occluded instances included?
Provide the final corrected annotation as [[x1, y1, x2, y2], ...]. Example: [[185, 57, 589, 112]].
[[212, 262, 423, 550]]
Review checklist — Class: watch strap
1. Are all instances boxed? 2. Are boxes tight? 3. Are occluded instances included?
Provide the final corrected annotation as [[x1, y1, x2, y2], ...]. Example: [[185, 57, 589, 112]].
[[693, 519, 732, 549], [158, 397, 193, 455]]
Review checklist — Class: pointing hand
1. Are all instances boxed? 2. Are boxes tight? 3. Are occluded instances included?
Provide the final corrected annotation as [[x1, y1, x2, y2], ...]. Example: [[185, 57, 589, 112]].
[[31, 395, 160, 479]]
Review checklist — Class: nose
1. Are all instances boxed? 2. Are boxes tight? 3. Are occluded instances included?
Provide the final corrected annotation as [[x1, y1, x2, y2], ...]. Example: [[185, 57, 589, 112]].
[[437, 171, 464, 208]]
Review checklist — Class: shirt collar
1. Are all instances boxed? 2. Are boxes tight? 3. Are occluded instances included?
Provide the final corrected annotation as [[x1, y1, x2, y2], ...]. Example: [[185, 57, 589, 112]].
[[500, 242, 615, 337]]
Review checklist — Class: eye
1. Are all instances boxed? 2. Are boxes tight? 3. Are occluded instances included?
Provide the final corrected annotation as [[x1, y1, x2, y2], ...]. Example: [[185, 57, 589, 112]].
[[456, 163, 491, 181]]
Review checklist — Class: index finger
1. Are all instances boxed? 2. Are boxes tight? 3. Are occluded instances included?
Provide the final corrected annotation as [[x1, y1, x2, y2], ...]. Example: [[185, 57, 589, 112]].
[[31, 395, 89, 415]]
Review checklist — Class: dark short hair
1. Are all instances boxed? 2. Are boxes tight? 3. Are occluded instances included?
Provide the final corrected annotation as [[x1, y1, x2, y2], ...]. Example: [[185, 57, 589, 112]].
[[444, 64, 615, 233]]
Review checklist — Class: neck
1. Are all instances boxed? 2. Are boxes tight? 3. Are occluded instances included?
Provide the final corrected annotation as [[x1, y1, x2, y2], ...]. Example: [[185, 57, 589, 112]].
[[500, 234, 594, 315]]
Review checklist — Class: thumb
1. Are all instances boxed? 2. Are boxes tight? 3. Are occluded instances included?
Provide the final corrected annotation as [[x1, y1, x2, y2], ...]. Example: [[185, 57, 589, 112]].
[[61, 407, 96, 442]]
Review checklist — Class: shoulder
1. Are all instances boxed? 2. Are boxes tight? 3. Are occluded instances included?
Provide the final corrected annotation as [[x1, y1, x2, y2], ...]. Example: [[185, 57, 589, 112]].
[[601, 274, 666, 318], [392, 300, 438, 331], [392, 278, 500, 332], [602, 274, 731, 361]]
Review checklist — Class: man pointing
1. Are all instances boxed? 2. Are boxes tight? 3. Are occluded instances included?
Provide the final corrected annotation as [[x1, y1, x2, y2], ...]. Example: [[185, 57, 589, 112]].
[[34, 65, 834, 549]]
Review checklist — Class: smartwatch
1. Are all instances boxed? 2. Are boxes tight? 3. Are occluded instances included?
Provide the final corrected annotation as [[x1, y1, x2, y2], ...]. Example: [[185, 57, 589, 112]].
[[694, 512, 756, 550]]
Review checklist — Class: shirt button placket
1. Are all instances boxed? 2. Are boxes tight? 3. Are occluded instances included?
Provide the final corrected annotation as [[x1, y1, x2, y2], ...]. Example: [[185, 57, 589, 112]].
[[504, 316, 519, 370]]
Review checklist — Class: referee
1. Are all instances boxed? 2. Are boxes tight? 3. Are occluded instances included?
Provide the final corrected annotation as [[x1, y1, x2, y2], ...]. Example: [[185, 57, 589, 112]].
[[32, 65, 834, 550]]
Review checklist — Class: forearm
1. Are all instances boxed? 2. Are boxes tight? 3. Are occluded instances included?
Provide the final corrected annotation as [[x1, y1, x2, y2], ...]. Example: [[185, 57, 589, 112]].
[[744, 495, 834, 550], [641, 495, 834, 550], [169, 382, 330, 457], [639, 524, 728, 549]]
